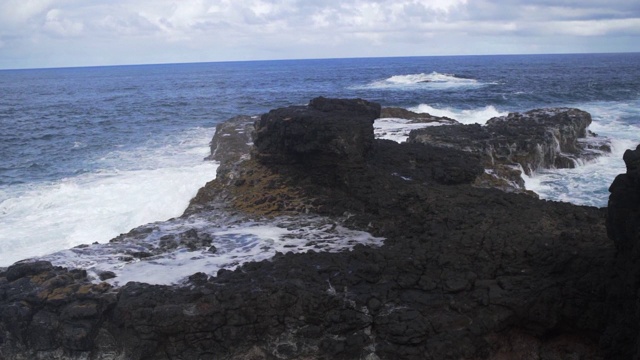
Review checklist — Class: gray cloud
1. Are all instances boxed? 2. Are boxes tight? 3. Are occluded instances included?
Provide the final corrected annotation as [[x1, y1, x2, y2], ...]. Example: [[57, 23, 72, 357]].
[[0, 0, 638, 69]]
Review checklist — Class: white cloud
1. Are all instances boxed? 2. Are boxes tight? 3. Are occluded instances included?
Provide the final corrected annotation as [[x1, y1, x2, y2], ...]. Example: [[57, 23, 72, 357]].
[[0, 0, 55, 24], [542, 18, 640, 36], [43, 8, 84, 37], [0, 0, 638, 68]]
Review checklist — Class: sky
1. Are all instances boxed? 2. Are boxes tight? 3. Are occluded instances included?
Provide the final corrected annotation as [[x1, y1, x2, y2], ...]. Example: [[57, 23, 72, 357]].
[[0, 0, 639, 69]]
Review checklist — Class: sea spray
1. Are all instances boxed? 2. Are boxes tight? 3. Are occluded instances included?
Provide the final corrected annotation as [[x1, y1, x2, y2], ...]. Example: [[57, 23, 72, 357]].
[[408, 104, 508, 125]]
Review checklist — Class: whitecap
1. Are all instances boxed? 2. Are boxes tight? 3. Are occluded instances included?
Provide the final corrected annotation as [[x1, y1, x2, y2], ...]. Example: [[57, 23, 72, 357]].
[[71, 141, 87, 149], [353, 72, 489, 90]]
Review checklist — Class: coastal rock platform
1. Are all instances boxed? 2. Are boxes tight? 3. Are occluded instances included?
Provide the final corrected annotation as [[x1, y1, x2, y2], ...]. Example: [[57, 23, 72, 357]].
[[0, 97, 634, 359]]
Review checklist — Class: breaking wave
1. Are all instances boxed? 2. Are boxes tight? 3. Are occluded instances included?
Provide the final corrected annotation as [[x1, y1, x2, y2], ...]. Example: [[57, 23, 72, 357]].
[[408, 104, 508, 125], [0, 127, 218, 266], [355, 72, 490, 90]]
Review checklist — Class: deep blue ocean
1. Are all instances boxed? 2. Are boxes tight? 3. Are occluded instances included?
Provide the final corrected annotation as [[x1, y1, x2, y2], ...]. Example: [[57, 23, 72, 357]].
[[1, 53, 639, 265]]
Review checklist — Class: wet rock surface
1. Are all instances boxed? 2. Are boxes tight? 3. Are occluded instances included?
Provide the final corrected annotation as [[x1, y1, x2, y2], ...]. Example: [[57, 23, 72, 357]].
[[409, 108, 610, 193], [0, 98, 629, 359]]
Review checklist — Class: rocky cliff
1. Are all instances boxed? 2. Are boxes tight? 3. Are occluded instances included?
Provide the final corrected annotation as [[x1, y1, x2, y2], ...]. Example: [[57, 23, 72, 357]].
[[0, 97, 632, 359]]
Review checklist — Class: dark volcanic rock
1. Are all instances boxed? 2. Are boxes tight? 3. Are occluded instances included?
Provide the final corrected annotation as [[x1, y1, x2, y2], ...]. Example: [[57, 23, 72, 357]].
[[253, 97, 380, 166], [0, 98, 617, 360], [187, 115, 255, 214], [408, 108, 610, 193], [189, 97, 483, 216], [205, 115, 255, 163], [204, 114, 255, 181], [0, 261, 115, 359], [602, 144, 640, 358]]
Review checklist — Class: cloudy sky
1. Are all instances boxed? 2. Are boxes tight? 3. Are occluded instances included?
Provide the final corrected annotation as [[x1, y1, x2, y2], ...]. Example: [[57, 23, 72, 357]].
[[1, 0, 639, 69]]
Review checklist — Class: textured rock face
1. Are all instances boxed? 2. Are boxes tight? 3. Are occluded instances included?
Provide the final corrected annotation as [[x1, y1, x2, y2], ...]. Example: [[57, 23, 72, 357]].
[[602, 144, 640, 358], [0, 262, 115, 359], [484, 108, 607, 170], [408, 108, 610, 193], [205, 115, 255, 164], [0, 99, 618, 360], [253, 97, 380, 166], [204, 115, 255, 185]]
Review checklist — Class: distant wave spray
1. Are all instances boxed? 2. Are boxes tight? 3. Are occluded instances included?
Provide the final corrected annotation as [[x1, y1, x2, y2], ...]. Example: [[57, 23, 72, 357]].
[[355, 72, 490, 90]]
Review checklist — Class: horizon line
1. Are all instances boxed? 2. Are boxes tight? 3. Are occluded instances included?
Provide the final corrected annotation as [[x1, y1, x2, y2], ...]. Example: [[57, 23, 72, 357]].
[[1, 50, 639, 72]]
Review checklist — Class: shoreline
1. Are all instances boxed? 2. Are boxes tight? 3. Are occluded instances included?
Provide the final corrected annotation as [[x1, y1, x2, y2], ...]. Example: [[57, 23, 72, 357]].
[[2, 97, 636, 359]]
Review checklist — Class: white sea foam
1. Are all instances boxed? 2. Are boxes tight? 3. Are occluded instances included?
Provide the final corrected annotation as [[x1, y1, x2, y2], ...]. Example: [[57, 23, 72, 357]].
[[372, 103, 506, 143], [408, 104, 508, 125], [523, 100, 640, 207], [39, 214, 384, 286], [0, 127, 218, 266], [375, 101, 639, 207], [522, 140, 634, 207], [373, 118, 446, 143], [354, 72, 489, 90]]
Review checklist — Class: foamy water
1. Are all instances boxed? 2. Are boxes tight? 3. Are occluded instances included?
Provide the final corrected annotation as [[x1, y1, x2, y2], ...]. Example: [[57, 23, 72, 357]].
[[400, 100, 640, 207], [39, 213, 384, 286], [373, 103, 509, 143], [523, 100, 640, 207], [408, 104, 508, 125], [0, 127, 218, 266], [374, 118, 447, 142]]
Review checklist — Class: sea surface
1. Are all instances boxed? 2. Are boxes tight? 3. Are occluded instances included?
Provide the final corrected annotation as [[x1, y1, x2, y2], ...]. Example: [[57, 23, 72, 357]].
[[1, 53, 639, 271]]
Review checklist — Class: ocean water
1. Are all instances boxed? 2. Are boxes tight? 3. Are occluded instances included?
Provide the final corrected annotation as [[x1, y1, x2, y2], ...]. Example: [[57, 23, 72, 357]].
[[1, 53, 639, 270]]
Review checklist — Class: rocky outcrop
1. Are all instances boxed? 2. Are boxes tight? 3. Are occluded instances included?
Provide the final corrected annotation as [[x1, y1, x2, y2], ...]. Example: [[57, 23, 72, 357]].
[[205, 115, 255, 164], [602, 145, 640, 358], [0, 262, 116, 359], [253, 96, 379, 166], [189, 97, 483, 216], [0, 98, 619, 359], [408, 108, 610, 193]]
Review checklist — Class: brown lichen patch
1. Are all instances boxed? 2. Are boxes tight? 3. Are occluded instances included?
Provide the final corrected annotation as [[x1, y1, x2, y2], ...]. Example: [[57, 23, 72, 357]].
[[226, 160, 312, 216], [37, 282, 113, 306], [30, 272, 57, 286], [187, 157, 317, 218], [40, 274, 74, 290], [45, 285, 81, 305]]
